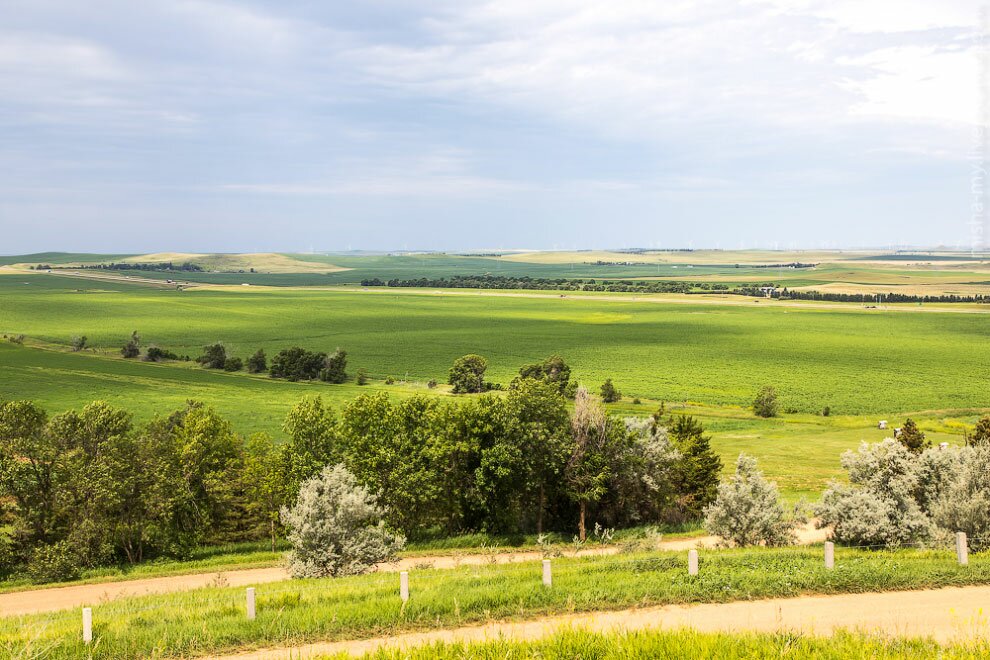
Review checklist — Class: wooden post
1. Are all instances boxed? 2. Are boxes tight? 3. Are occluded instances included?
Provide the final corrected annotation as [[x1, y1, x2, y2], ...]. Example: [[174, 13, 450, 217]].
[[542, 559, 552, 587], [824, 542, 834, 570], [400, 571, 409, 602], [246, 587, 256, 620], [688, 549, 699, 576], [956, 532, 969, 566], [82, 607, 92, 644]]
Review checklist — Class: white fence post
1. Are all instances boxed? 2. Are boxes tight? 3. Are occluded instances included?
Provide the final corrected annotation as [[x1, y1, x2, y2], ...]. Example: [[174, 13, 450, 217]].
[[956, 532, 969, 566], [542, 559, 552, 587], [400, 571, 409, 602], [824, 542, 835, 570], [246, 587, 256, 620], [82, 607, 92, 644], [688, 549, 699, 576]]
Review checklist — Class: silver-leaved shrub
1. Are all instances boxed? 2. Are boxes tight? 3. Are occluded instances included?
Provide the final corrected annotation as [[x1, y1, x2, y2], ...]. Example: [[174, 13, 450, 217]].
[[703, 454, 798, 547]]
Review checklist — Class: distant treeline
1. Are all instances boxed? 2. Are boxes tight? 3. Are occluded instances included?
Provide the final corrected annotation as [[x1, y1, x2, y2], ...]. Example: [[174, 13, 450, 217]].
[[734, 287, 988, 304], [35, 262, 204, 272], [748, 263, 817, 269], [361, 275, 731, 293]]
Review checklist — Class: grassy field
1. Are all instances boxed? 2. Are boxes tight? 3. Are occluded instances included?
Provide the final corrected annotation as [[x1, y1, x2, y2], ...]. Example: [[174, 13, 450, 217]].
[[2, 546, 987, 659], [352, 629, 990, 660], [1, 272, 986, 499]]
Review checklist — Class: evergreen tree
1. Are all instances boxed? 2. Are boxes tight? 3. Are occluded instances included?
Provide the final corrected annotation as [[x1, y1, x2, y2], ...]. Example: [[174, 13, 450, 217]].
[[897, 418, 929, 454]]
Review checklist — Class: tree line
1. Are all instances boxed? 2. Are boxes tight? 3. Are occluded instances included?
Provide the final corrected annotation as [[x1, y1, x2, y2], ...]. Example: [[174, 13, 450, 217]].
[[0, 377, 721, 582], [736, 287, 989, 304], [361, 275, 730, 293]]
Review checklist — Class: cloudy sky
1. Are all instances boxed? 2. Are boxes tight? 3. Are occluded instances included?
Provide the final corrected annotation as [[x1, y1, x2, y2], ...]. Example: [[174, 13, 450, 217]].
[[0, 0, 984, 253]]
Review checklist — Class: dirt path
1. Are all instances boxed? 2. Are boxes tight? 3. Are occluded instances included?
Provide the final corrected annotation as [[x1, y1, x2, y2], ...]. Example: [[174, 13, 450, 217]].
[[211, 584, 990, 659], [0, 524, 827, 617]]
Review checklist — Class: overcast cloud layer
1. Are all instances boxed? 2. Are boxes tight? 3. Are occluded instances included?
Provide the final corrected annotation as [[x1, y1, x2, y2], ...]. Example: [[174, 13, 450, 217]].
[[0, 0, 984, 253]]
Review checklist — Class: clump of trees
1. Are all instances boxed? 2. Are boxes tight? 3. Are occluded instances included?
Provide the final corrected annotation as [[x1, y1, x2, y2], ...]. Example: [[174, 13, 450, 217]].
[[281, 464, 405, 578], [269, 347, 348, 383], [448, 354, 490, 393], [121, 331, 141, 358]]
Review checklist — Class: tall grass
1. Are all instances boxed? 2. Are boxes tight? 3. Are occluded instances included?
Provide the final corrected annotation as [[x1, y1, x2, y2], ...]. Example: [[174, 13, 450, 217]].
[[2, 546, 988, 659], [348, 628, 990, 660]]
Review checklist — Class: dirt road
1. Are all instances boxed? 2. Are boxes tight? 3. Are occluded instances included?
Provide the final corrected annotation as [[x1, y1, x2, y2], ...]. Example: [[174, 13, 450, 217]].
[[211, 584, 990, 659], [0, 524, 827, 617]]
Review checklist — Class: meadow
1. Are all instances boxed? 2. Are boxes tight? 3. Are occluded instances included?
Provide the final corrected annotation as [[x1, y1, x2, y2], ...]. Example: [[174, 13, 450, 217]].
[[2, 546, 987, 659]]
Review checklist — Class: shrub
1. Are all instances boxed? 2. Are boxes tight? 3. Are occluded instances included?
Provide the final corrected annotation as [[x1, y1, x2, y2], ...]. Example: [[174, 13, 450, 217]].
[[704, 454, 797, 547], [144, 346, 179, 362], [280, 464, 405, 578], [384, 376, 395, 385], [897, 418, 929, 454], [632, 398, 642, 405], [70, 335, 87, 351], [197, 343, 227, 369], [27, 541, 83, 583], [600, 379, 621, 403], [223, 357, 243, 372], [752, 385, 779, 418], [356, 369, 368, 385], [448, 354, 488, 394], [246, 349, 267, 374], [7, 334, 25, 345], [930, 446, 990, 551], [822, 406, 831, 417], [121, 331, 140, 358], [966, 415, 990, 446], [427, 379, 438, 389]]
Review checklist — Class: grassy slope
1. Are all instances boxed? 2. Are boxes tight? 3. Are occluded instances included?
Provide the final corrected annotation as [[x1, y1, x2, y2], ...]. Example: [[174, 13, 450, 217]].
[[3, 547, 988, 659]]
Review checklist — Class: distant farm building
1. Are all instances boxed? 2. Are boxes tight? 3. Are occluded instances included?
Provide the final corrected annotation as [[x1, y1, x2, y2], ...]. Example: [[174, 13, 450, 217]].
[[878, 420, 888, 430]]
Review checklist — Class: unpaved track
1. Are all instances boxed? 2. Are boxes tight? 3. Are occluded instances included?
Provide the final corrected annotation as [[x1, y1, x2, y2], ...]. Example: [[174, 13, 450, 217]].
[[0, 524, 827, 617], [211, 585, 990, 659]]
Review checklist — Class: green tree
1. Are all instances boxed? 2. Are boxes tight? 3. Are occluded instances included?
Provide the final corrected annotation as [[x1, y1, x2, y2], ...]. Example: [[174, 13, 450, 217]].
[[897, 418, 929, 454], [600, 378, 621, 403], [223, 357, 243, 372], [517, 355, 571, 393], [565, 388, 623, 541], [246, 349, 267, 374], [270, 347, 326, 381], [319, 348, 348, 384], [448, 354, 488, 394], [667, 415, 723, 520], [197, 343, 227, 369], [121, 331, 140, 358], [752, 385, 779, 418], [966, 415, 990, 446]]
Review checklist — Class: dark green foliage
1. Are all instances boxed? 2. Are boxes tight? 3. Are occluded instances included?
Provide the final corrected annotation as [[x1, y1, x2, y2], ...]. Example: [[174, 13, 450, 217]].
[[318, 349, 347, 384], [27, 541, 83, 583], [966, 415, 990, 446], [897, 418, 929, 454], [752, 385, 779, 418], [197, 343, 227, 369], [822, 406, 831, 417], [223, 357, 243, 372], [69, 336, 87, 352], [269, 347, 327, 381], [121, 330, 140, 358], [356, 368, 368, 385], [246, 349, 267, 374], [667, 414, 723, 521], [144, 346, 179, 362], [448, 354, 488, 393], [517, 354, 571, 393], [600, 378, 621, 403]]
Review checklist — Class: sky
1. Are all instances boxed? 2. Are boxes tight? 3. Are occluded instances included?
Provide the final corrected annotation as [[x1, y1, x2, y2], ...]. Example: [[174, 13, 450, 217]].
[[0, 0, 986, 253]]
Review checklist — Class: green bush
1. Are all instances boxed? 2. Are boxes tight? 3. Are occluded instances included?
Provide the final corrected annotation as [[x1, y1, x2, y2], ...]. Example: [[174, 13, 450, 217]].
[[27, 541, 83, 583]]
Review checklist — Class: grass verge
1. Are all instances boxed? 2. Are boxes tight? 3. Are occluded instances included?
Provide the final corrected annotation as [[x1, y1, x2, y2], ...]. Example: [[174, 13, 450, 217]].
[[3, 546, 989, 658]]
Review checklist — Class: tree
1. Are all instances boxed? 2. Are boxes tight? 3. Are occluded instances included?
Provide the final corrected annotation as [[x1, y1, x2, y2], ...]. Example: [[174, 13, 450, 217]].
[[897, 418, 929, 454], [270, 347, 327, 381], [197, 343, 227, 369], [667, 415, 722, 520], [223, 357, 243, 372], [70, 336, 87, 352], [966, 415, 990, 447], [565, 388, 623, 541], [517, 355, 571, 393], [319, 349, 347, 384], [752, 385, 779, 418], [704, 454, 797, 547], [145, 346, 178, 362], [280, 464, 405, 578], [281, 396, 340, 494], [246, 349, 267, 374], [448, 354, 488, 394], [121, 331, 140, 358], [600, 379, 621, 403]]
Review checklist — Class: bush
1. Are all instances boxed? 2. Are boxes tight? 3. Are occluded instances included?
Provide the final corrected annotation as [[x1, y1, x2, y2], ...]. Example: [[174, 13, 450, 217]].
[[145, 346, 179, 362], [822, 406, 830, 417], [246, 349, 267, 374], [704, 454, 798, 547], [384, 376, 395, 385], [197, 343, 227, 369], [223, 357, 243, 372], [27, 541, 83, 583], [70, 335, 87, 351], [930, 446, 990, 551], [897, 418, 929, 454], [280, 464, 405, 578], [121, 331, 140, 358], [600, 379, 621, 403], [752, 386, 779, 418], [356, 369, 368, 385], [427, 379, 438, 389], [7, 334, 25, 345], [966, 415, 990, 446], [448, 354, 488, 394]]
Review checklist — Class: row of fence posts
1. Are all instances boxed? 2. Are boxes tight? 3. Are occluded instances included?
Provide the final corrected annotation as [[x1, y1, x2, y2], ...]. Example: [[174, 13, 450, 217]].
[[79, 532, 973, 644]]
